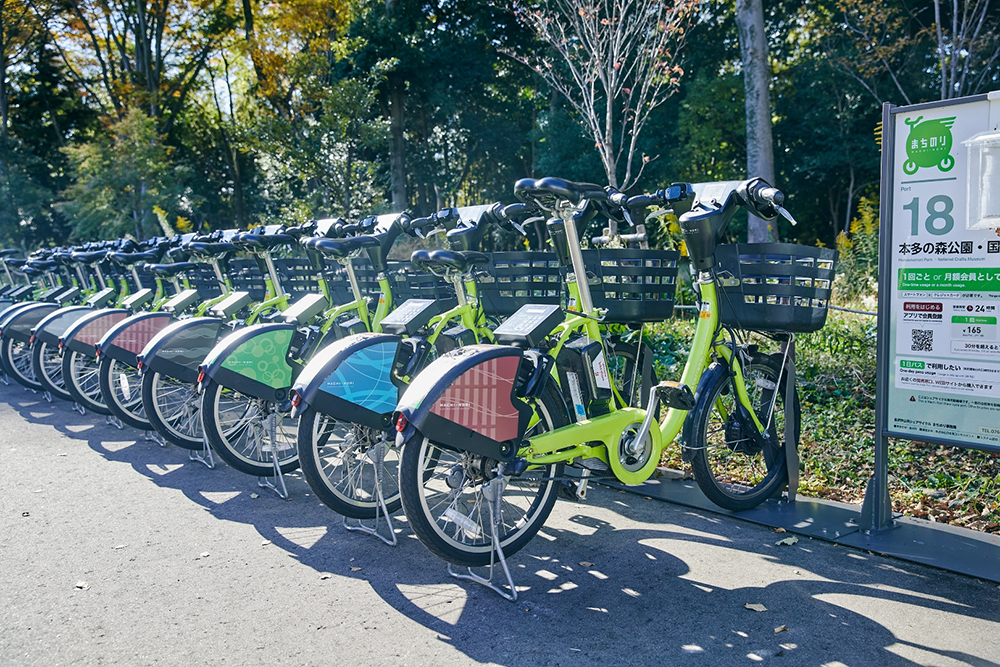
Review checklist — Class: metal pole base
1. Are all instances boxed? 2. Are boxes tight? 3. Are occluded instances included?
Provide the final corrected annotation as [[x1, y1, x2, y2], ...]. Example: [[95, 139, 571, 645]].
[[106, 414, 124, 430], [342, 442, 397, 546], [72, 402, 86, 415], [446, 476, 518, 601], [188, 434, 215, 469], [144, 430, 167, 448], [41, 390, 53, 403], [1, 372, 8, 386]]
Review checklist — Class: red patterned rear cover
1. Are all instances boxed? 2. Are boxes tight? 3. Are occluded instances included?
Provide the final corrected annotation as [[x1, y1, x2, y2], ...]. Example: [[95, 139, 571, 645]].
[[74, 312, 128, 347], [114, 316, 173, 353], [430, 355, 521, 442]]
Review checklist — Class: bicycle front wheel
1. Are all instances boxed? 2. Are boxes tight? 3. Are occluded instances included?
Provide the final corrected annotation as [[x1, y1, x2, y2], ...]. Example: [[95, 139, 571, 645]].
[[99, 356, 150, 430], [688, 353, 800, 511], [201, 378, 299, 476], [297, 406, 401, 519], [399, 382, 569, 568]]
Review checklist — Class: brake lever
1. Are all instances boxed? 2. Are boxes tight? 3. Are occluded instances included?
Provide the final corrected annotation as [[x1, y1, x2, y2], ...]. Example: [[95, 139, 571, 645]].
[[644, 208, 673, 223], [777, 206, 798, 226]]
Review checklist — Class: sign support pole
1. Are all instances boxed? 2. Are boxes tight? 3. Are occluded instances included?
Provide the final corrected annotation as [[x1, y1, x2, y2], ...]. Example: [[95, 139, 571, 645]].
[[861, 102, 897, 533]]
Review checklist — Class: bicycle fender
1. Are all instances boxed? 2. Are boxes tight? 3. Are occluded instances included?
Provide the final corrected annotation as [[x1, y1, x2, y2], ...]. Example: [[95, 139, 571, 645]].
[[396, 345, 530, 462], [681, 360, 727, 463], [199, 323, 299, 402], [138, 317, 224, 383], [291, 332, 402, 429], [0, 301, 38, 330], [2, 302, 62, 343], [97, 311, 174, 366], [30, 306, 94, 346], [60, 309, 129, 356]]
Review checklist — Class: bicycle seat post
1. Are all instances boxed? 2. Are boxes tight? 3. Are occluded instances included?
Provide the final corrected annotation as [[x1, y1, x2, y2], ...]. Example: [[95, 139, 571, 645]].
[[557, 201, 596, 315], [261, 250, 286, 300]]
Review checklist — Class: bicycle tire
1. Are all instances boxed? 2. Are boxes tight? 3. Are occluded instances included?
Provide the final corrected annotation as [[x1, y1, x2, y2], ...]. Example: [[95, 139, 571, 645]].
[[4, 337, 43, 391], [297, 406, 402, 519], [399, 380, 569, 568], [201, 378, 299, 476], [687, 352, 800, 511], [62, 349, 111, 415], [99, 356, 150, 430], [31, 340, 72, 400], [141, 370, 205, 450]]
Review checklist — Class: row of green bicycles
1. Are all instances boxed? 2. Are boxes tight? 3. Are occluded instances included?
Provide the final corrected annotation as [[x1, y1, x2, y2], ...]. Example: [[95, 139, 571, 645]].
[[0, 177, 836, 600]]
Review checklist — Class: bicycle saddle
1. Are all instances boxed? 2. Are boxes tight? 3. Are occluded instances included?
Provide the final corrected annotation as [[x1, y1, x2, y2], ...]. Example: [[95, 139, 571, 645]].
[[411, 249, 489, 275], [142, 262, 199, 277], [0, 249, 20, 257], [184, 241, 237, 257], [5, 258, 26, 268], [108, 251, 160, 267], [232, 231, 296, 250], [71, 250, 109, 265], [20, 266, 42, 277], [27, 259, 59, 271], [515, 177, 608, 205], [309, 236, 380, 259]]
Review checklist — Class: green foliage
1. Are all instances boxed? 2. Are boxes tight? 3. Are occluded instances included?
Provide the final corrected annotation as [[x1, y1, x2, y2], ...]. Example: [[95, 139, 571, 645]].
[[834, 196, 879, 303], [60, 109, 191, 240]]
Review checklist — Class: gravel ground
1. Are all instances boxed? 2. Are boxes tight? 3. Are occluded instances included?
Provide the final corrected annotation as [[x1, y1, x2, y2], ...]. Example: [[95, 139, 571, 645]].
[[1, 382, 999, 667]]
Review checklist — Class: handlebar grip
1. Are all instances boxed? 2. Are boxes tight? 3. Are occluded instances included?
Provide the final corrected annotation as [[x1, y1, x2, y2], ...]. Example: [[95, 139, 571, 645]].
[[754, 186, 784, 208]]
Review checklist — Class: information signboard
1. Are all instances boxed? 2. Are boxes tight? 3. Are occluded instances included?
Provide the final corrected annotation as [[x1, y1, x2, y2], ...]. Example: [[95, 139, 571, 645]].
[[880, 93, 1000, 452]]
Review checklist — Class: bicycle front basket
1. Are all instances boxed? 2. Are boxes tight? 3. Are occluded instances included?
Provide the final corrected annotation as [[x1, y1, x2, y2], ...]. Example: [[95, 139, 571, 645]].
[[583, 248, 680, 324], [715, 243, 837, 334], [476, 252, 563, 317]]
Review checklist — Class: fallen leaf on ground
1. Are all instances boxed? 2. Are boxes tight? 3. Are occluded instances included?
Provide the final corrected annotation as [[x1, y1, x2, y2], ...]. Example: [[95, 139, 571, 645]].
[[200, 552, 210, 558], [75, 581, 89, 590], [112, 545, 127, 550], [350, 567, 362, 572], [579, 561, 594, 567], [775, 527, 786, 533], [319, 573, 332, 580], [261, 540, 272, 546], [250, 493, 259, 499], [21, 512, 28, 517], [744, 603, 767, 612], [775, 536, 799, 546], [774, 625, 788, 634]]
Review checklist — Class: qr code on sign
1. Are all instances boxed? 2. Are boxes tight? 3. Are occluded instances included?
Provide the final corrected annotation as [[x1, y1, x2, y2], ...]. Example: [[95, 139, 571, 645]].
[[911, 329, 933, 352]]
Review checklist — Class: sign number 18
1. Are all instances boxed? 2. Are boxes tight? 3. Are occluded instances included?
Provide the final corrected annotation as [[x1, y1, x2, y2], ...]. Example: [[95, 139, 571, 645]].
[[902, 195, 955, 236]]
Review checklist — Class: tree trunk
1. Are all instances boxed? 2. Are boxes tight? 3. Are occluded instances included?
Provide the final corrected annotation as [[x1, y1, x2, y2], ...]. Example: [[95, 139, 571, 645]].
[[735, 0, 776, 243], [388, 72, 406, 211], [232, 146, 246, 228]]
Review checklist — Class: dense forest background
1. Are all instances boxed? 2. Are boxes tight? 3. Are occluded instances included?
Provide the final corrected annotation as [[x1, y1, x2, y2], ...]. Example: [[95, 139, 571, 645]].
[[2, 0, 998, 249]]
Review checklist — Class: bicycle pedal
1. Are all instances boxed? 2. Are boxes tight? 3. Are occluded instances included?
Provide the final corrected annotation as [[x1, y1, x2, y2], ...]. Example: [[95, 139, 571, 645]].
[[655, 382, 695, 410]]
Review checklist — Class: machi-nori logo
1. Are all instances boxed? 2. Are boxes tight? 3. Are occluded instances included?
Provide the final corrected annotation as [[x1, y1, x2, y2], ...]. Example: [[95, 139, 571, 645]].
[[903, 116, 956, 175]]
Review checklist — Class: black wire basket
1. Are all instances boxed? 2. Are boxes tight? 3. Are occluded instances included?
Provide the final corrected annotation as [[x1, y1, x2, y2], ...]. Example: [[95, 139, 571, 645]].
[[582, 248, 680, 323], [273, 258, 321, 296], [715, 243, 837, 334], [184, 263, 226, 299], [387, 260, 456, 303], [476, 252, 563, 317]]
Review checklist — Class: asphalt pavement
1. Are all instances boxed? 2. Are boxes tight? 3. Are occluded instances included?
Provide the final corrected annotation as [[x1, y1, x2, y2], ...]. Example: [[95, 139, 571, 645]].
[[1, 381, 999, 667]]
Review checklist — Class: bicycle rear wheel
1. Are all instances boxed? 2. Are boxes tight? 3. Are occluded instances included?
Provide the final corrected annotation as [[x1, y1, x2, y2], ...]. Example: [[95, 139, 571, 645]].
[[201, 378, 299, 476], [399, 382, 569, 568], [99, 356, 150, 430], [297, 406, 401, 519], [142, 371, 204, 450], [32, 340, 72, 401], [63, 350, 111, 415], [3, 337, 42, 391], [687, 352, 800, 511]]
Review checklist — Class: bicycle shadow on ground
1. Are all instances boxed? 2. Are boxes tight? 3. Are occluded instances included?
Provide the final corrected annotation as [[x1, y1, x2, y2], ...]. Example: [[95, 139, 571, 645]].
[[7, 383, 1000, 666]]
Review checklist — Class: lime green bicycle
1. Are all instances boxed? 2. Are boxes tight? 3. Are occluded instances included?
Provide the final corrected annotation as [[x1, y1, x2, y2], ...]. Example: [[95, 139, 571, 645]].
[[396, 177, 816, 599]]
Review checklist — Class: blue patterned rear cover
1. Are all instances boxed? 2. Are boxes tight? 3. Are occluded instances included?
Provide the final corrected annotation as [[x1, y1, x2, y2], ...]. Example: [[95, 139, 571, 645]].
[[319, 341, 399, 413]]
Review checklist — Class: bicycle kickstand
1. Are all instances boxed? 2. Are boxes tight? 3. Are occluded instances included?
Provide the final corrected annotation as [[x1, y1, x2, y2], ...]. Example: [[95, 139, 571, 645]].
[[447, 475, 519, 601], [343, 439, 398, 546], [257, 411, 289, 499]]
